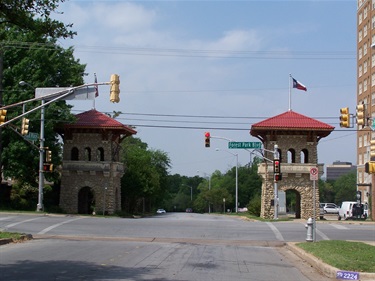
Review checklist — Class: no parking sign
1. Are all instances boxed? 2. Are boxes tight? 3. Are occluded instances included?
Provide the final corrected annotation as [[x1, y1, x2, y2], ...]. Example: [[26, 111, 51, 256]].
[[310, 167, 318, 181]]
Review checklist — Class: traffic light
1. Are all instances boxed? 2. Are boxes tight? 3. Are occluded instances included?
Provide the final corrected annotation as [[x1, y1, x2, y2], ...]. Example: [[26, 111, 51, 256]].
[[109, 74, 120, 103], [275, 173, 282, 181], [370, 140, 375, 161], [46, 150, 52, 163], [356, 103, 366, 127], [43, 163, 54, 172], [205, 132, 210, 147], [21, 117, 29, 135], [339, 107, 350, 128], [365, 162, 375, 174], [0, 109, 7, 125], [273, 159, 280, 174]]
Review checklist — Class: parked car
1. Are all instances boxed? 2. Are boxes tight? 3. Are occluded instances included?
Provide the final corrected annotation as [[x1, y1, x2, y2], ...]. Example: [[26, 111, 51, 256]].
[[156, 209, 166, 214], [321, 203, 339, 214], [186, 208, 193, 213]]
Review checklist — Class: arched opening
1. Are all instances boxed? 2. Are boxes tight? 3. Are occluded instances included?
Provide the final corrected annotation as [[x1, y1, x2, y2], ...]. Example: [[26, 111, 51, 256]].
[[287, 149, 296, 163], [71, 147, 79, 161], [84, 147, 91, 161], [78, 186, 95, 214], [97, 147, 105, 161], [301, 149, 309, 163], [285, 189, 301, 219]]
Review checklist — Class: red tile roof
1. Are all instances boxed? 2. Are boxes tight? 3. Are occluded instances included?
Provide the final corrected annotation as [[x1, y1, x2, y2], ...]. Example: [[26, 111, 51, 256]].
[[251, 110, 334, 131], [65, 109, 137, 135]]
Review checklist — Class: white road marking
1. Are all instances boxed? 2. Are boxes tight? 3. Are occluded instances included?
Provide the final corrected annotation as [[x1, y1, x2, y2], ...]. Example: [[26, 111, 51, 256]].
[[38, 217, 84, 234], [1, 217, 42, 231], [265, 222, 284, 241], [330, 224, 349, 230]]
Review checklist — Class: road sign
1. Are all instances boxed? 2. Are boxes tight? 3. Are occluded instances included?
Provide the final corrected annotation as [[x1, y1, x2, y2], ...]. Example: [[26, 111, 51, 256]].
[[310, 167, 319, 181], [35, 87, 97, 101], [228, 141, 262, 149], [24, 132, 38, 141]]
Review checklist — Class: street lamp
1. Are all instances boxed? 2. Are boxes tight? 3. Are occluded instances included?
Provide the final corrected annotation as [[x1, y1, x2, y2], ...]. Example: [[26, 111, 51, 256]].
[[216, 148, 238, 213], [197, 170, 211, 213], [182, 184, 193, 201]]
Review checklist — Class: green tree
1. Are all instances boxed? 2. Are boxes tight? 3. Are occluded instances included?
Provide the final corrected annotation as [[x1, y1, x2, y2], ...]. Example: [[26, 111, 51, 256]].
[[120, 137, 171, 214], [0, 0, 75, 39], [1, 27, 84, 188], [334, 172, 357, 205]]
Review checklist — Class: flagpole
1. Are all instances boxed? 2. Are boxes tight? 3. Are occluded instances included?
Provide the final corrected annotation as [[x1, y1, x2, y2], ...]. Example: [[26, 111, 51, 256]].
[[289, 73, 292, 111]]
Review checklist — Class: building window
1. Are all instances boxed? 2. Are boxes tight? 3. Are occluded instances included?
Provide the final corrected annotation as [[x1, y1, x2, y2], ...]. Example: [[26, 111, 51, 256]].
[[364, 42, 368, 55], [359, 30, 363, 42], [364, 6, 368, 19], [97, 147, 105, 161], [287, 149, 295, 163], [364, 78, 368, 91], [372, 54, 375, 67], [359, 12, 363, 25], [359, 136, 363, 148], [359, 82, 363, 95], [84, 147, 91, 161], [71, 147, 79, 161], [364, 60, 368, 73], [300, 149, 309, 164], [359, 64, 363, 77], [364, 24, 368, 37], [359, 153, 363, 165]]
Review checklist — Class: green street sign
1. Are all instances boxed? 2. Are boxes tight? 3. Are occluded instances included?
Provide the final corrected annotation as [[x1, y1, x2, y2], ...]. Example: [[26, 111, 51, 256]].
[[228, 141, 262, 149], [24, 132, 38, 141]]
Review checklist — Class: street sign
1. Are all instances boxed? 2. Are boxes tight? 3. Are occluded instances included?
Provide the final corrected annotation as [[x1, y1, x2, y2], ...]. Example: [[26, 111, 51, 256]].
[[228, 141, 262, 149], [35, 87, 97, 101], [310, 167, 319, 181], [24, 132, 38, 141]]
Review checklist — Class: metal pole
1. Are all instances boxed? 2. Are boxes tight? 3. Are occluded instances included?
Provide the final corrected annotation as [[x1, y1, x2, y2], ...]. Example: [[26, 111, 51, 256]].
[[37, 99, 45, 212], [235, 153, 238, 213], [273, 144, 279, 220], [190, 186, 192, 201], [208, 176, 211, 213], [313, 179, 316, 242]]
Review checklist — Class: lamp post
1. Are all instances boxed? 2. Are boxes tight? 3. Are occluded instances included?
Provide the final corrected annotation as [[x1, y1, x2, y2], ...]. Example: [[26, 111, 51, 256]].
[[216, 149, 238, 213], [197, 170, 211, 213], [182, 184, 193, 201]]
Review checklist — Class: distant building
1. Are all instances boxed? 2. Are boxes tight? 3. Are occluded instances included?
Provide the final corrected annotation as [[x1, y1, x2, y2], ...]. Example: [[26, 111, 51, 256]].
[[326, 161, 356, 181]]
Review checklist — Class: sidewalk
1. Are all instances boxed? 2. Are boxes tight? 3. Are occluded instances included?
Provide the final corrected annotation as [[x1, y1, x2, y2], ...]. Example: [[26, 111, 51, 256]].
[[287, 241, 375, 281]]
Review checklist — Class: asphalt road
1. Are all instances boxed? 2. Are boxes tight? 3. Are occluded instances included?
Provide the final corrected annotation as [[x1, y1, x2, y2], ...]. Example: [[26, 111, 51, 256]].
[[0, 212, 374, 281]]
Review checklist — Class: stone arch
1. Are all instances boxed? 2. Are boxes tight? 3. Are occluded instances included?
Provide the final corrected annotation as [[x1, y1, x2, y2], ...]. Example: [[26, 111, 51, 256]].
[[71, 147, 79, 161], [78, 186, 95, 214], [97, 147, 105, 161], [84, 147, 91, 161], [287, 149, 296, 163], [284, 189, 301, 219], [301, 149, 309, 163]]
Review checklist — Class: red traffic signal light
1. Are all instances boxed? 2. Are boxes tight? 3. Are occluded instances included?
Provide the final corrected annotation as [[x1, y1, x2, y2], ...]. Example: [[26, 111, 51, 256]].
[[273, 159, 280, 174], [205, 132, 210, 147]]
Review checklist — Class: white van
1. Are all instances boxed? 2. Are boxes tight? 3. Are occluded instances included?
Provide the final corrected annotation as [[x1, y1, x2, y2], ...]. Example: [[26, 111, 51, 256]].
[[338, 201, 367, 220], [338, 201, 357, 220]]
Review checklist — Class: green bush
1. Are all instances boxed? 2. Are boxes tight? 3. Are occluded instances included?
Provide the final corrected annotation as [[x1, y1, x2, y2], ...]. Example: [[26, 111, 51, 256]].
[[247, 194, 261, 216]]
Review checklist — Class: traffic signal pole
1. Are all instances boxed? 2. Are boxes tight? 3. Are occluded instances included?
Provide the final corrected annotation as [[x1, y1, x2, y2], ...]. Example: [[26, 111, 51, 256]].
[[37, 100, 45, 211]]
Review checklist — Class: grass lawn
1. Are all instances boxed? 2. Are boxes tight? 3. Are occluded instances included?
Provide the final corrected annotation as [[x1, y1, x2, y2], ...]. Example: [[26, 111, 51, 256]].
[[297, 240, 375, 273], [0, 231, 24, 240]]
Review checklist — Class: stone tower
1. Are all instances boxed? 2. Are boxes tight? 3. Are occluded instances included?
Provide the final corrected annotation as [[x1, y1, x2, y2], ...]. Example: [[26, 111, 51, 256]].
[[59, 109, 136, 214], [250, 110, 334, 219]]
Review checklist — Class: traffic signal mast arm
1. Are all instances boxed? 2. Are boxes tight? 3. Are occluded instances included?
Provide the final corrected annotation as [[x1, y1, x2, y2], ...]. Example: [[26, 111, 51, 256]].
[[0, 78, 116, 128]]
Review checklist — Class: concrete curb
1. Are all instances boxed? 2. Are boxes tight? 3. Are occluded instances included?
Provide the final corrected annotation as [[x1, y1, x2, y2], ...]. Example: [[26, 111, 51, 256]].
[[0, 234, 33, 245], [287, 242, 375, 281]]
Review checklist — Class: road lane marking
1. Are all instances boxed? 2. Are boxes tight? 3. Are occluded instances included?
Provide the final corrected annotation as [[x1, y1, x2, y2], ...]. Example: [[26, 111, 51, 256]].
[[38, 217, 84, 234], [265, 222, 284, 241], [0, 216, 13, 221], [1, 217, 42, 231], [330, 224, 349, 230], [315, 228, 330, 240]]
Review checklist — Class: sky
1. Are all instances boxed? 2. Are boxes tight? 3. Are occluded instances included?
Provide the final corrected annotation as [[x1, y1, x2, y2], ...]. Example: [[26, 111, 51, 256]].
[[53, 0, 358, 177]]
